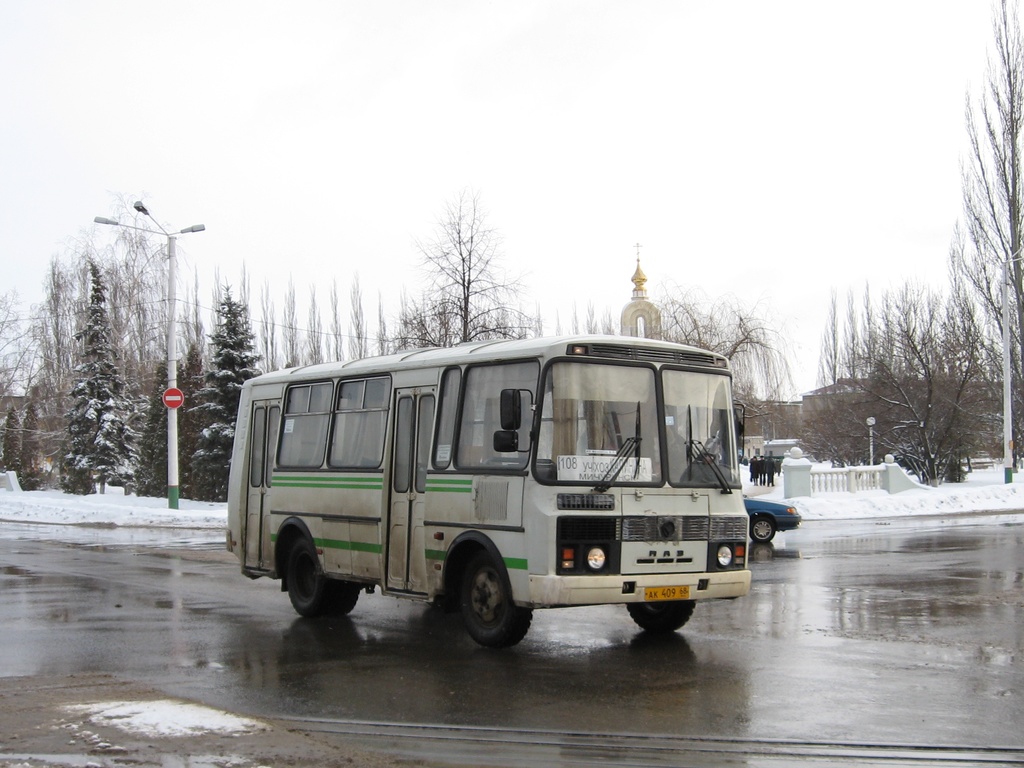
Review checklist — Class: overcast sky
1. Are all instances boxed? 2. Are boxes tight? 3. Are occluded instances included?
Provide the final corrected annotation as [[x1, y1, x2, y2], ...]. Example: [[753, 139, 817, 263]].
[[0, 1, 999, 396]]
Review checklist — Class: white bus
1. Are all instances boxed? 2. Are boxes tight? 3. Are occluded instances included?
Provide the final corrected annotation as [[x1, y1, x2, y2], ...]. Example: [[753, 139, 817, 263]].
[[226, 335, 751, 647]]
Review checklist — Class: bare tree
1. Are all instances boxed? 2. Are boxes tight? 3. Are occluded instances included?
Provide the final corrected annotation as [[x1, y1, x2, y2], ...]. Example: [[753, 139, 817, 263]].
[[328, 278, 345, 362], [305, 285, 323, 365], [258, 280, 279, 371], [377, 293, 390, 356], [397, 189, 529, 348], [950, 0, 1024, 455], [817, 290, 840, 387], [349, 274, 368, 360], [0, 292, 30, 400], [282, 278, 299, 367], [805, 283, 996, 482]]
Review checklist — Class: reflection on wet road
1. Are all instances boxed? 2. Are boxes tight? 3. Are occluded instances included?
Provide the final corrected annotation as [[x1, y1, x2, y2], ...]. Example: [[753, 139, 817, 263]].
[[1, 514, 1022, 761]]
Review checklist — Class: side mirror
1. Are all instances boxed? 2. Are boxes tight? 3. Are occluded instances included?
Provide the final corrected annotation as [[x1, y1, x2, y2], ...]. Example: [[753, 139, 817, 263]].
[[734, 403, 746, 442], [493, 430, 519, 453], [499, 388, 522, 431]]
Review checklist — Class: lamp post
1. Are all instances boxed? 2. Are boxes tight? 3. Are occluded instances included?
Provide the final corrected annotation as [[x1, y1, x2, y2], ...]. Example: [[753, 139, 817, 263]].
[[866, 417, 875, 466], [94, 204, 205, 509]]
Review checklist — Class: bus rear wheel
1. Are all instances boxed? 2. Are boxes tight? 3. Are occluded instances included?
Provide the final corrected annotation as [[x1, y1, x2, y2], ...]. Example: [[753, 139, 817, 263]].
[[460, 551, 532, 648], [627, 600, 696, 633], [325, 580, 361, 616], [287, 537, 329, 617]]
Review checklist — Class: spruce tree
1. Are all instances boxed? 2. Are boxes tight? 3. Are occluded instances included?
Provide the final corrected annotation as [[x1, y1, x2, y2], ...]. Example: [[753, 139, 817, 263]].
[[178, 341, 206, 499], [62, 260, 135, 494], [19, 400, 44, 490], [134, 362, 169, 498], [2, 406, 21, 477], [190, 288, 260, 502]]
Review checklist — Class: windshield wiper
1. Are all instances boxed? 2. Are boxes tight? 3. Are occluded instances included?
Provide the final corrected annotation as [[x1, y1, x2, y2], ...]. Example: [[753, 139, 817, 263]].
[[593, 437, 640, 493], [593, 403, 642, 493], [689, 438, 733, 494]]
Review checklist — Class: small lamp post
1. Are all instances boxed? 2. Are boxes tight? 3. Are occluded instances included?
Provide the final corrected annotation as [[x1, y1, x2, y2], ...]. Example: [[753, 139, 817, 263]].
[[94, 204, 205, 509], [866, 417, 876, 466]]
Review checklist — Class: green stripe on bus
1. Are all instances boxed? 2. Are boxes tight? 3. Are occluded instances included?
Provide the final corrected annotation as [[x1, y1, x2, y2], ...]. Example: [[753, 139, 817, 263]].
[[425, 478, 473, 493], [274, 476, 383, 490], [425, 548, 446, 561], [504, 557, 528, 570], [315, 537, 382, 554]]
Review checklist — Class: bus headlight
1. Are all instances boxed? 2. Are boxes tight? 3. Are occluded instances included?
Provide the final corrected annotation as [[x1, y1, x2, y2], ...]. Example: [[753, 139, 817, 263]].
[[716, 544, 734, 568], [586, 547, 607, 570]]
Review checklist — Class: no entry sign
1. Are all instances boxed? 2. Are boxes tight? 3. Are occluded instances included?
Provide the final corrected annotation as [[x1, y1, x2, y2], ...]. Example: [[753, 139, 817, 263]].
[[162, 387, 185, 409]]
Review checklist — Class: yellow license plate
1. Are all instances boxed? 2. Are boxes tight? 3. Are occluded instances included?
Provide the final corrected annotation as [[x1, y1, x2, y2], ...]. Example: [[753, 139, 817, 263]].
[[644, 585, 691, 601]]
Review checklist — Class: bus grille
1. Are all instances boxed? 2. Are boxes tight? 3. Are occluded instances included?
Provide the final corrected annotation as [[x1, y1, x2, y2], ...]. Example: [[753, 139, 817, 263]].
[[710, 516, 748, 539], [558, 517, 618, 541], [621, 516, 709, 542], [557, 493, 615, 510]]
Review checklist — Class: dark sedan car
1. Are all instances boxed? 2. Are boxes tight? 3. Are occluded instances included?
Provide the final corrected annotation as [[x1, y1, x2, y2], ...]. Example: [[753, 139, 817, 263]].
[[743, 497, 802, 542]]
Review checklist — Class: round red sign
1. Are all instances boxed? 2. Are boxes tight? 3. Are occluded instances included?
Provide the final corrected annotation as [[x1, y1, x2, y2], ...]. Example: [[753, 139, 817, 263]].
[[162, 387, 185, 409]]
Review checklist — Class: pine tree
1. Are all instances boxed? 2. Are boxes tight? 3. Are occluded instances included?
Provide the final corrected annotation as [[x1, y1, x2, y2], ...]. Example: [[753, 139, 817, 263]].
[[134, 362, 168, 498], [190, 287, 260, 502], [178, 341, 206, 499], [62, 260, 136, 495], [19, 400, 44, 490], [2, 406, 21, 477]]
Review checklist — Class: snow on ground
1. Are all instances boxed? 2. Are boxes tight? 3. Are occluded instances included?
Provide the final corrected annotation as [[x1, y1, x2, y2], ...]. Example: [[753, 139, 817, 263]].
[[2, 465, 1024, 528], [65, 700, 267, 737], [751, 464, 1024, 520], [0, 486, 226, 528]]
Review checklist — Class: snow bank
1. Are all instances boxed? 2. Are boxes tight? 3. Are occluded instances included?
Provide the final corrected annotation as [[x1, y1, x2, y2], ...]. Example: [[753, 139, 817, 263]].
[[0, 487, 226, 529], [749, 465, 1024, 520]]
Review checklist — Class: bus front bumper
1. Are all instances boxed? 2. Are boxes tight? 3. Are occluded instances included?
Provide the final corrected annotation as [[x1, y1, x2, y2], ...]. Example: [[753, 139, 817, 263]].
[[526, 569, 751, 608]]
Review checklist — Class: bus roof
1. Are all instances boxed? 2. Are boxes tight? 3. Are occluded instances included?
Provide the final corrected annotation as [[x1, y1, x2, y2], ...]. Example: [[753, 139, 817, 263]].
[[245, 335, 730, 386]]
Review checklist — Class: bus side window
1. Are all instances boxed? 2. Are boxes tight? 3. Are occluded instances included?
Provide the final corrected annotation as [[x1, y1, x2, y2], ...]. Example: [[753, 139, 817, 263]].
[[329, 376, 392, 468], [456, 361, 538, 470], [278, 382, 332, 468], [433, 367, 461, 469]]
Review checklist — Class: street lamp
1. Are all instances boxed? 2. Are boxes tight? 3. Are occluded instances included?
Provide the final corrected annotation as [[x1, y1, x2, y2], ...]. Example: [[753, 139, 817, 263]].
[[866, 417, 875, 466], [94, 205, 205, 509]]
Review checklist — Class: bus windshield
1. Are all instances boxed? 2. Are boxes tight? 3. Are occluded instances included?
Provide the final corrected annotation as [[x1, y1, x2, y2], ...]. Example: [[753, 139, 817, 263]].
[[663, 368, 740, 489], [535, 362, 662, 485]]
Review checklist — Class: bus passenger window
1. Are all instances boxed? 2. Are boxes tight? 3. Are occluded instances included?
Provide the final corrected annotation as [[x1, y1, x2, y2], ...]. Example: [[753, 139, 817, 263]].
[[329, 376, 392, 468], [278, 382, 333, 468], [433, 367, 461, 469]]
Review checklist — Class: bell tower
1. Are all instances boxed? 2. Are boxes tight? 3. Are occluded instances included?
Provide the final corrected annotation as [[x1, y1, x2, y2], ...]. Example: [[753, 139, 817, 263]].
[[620, 245, 661, 338]]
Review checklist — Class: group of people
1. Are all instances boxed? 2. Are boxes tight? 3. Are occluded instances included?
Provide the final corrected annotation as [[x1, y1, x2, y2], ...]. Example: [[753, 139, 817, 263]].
[[748, 455, 778, 486]]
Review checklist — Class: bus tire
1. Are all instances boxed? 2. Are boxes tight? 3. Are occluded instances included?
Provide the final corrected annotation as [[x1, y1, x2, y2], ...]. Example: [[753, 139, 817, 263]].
[[286, 537, 328, 617], [325, 581, 361, 616], [460, 551, 532, 648], [626, 600, 695, 633]]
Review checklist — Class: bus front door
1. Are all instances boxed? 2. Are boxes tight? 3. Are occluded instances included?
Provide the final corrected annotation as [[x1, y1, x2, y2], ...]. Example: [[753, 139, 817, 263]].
[[244, 401, 280, 571], [387, 389, 435, 594]]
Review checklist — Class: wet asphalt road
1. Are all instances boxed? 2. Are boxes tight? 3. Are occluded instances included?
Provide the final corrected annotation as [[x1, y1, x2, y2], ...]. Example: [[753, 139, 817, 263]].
[[1, 513, 1022, 764]]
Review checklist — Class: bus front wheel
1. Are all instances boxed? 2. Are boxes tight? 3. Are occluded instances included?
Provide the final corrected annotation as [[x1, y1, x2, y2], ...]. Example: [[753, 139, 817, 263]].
[[627, 600, 696, 633], [460, 551, 532, 648], [286, 537, 328, 617]]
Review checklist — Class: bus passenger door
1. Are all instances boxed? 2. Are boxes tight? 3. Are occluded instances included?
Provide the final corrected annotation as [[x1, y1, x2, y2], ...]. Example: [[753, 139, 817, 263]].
[[245, 402, 280, 571], [387, 388, 434, 594]]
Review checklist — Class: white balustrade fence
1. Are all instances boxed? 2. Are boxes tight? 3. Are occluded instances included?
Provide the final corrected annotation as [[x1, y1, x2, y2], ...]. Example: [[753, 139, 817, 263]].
[[809, 465, 884, 494], [782, 449, 924, 498]]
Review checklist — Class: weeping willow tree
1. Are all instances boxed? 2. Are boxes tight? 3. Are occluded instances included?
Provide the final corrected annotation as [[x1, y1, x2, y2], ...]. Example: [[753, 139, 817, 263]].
[[656, 284, 791, 403]]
